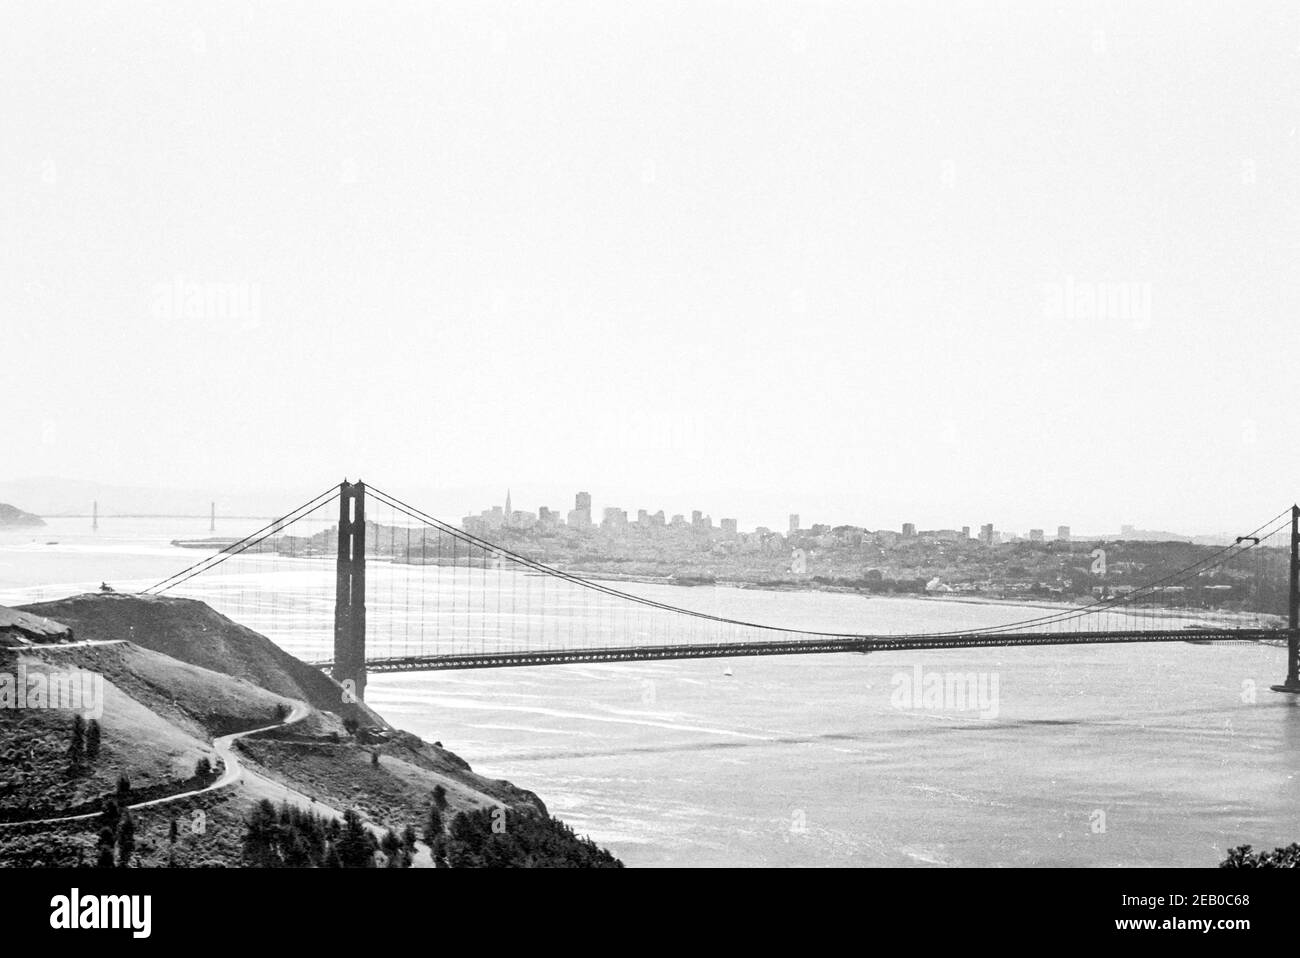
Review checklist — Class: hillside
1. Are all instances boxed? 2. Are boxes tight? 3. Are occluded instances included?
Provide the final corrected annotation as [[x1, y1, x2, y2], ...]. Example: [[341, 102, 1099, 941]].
[[0, 607, 72, 647], [0, 642, 298, 821], [0, 596, 613, 867], [18, 593, 382, 728], [0, 503, 43, 528]]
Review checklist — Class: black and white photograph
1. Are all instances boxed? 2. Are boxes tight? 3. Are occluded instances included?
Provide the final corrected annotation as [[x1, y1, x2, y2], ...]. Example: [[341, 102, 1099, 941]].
[[1, 0, 1297, 940]]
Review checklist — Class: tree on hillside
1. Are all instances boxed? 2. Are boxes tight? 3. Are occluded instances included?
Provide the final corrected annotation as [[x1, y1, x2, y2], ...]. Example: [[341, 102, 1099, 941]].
[[381, 829, 407, 868], [433, 784, 447, 810], [95, 827, 115, 868], [402, 824, 418, 852], [431, 834, 449, 869], [336, 808, 375, 868], [242, 798, 283, 867], [425, 804, 444, 844], [195, 757, 213, 780], [116, 810, 135, 868], [85, 719, 101, 760], [67, 715, 85, 768], [100, 797, 121, 833]]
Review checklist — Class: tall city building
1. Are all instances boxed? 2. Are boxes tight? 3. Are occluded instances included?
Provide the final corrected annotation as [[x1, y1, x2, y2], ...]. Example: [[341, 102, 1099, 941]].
[[979, 523, 995, 545], [961, 526, 971, 539], [504, 489, 512, 527], [789, 514, 800, 535], [1057, 525, 1071, 542], [902, 522, 916, 537], [567, 490, 593, 529], [1029, 529, 1044, 543]]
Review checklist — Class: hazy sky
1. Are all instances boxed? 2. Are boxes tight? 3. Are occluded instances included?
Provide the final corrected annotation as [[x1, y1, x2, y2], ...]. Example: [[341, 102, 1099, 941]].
[[3, 1, 1298, 534]]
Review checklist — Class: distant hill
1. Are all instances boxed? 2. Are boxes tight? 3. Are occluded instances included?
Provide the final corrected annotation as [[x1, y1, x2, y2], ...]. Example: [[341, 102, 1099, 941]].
[[0, 503, 44, 528]]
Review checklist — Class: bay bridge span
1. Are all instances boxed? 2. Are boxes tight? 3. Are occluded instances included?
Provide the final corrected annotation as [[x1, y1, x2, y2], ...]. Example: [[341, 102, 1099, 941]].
[[142, 481, 1300, 701]]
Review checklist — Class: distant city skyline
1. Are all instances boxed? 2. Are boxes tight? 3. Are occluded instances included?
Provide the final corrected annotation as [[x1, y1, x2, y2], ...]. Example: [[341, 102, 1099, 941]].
[[0, 474, 1255, 543], [452, 485, 1235, 545]]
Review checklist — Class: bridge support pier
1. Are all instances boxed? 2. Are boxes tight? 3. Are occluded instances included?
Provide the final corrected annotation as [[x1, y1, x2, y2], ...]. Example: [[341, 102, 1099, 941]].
[[333, 480, 367, 702], [1272, 505, 1300, 694]]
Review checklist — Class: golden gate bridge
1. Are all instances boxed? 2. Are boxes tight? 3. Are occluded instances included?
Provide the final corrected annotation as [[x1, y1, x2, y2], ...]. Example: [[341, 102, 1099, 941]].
[[140, 481, 1300, 702]]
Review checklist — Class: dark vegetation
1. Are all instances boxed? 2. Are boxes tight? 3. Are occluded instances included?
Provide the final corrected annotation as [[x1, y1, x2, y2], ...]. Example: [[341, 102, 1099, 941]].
[[436, 805, 621, 869], [242, 800, 391, 868], [1221, 844, 1300, 868], [241, 796, 621, 868]]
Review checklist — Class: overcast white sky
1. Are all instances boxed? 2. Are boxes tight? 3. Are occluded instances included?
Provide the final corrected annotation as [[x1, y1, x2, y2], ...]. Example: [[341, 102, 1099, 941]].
[[3, 1, 1299, 533]]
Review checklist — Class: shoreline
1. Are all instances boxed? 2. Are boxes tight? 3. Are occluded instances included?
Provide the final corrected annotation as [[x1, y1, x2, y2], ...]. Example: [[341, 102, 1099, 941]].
[[573, 570, 1282, 629]]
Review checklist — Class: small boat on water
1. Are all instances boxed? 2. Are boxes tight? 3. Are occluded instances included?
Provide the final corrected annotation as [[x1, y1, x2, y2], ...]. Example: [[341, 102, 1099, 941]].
[[723, 666, 734, 677]]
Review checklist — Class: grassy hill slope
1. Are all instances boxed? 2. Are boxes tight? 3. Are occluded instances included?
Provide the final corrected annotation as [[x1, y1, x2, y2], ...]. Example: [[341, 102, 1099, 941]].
[[0, 642, 298, 821], [18, 593, 380, 727]]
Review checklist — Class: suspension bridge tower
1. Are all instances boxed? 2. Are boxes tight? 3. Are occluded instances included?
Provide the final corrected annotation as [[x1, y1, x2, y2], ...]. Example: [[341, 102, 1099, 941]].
[[1272, 505, 1300, 694], [333, 480, 367, 701]]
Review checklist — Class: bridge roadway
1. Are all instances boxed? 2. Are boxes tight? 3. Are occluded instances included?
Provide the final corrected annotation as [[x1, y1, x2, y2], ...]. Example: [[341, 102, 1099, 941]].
[[312, 627, 1288, 673]]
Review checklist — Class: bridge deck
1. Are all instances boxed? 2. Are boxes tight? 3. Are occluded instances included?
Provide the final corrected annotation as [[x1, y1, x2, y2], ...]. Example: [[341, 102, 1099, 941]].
[[311, 627, 1287, 673]]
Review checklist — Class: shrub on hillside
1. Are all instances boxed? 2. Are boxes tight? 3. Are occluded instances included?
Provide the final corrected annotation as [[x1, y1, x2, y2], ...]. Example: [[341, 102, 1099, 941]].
[[444, 807, 621, 868], [1221, 843, 1300, 867]]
